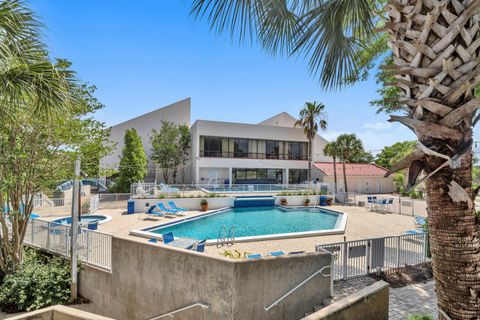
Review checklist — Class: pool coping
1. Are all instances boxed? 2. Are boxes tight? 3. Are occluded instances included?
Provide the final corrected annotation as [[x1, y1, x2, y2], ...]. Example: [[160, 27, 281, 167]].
[[130, 206, 348, 245]]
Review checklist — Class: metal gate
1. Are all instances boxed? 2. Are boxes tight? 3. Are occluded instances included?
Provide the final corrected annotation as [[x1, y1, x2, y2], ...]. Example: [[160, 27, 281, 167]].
[[316, 233, 427, 280]]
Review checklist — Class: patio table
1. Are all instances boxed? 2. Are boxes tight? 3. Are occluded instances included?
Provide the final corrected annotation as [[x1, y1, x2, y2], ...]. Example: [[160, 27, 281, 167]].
[[168, 238, 198, 249]]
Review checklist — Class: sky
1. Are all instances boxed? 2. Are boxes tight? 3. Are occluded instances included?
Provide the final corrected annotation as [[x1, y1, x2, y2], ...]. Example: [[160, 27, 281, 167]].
[[31, 0, 417, 153]]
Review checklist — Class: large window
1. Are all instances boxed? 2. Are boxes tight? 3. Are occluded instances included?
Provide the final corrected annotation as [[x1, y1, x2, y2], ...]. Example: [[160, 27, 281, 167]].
[[234, 139, 249, 158], [266, 140, 280, 159], [288, 142, 307, 160], [289, 169, 308, 184], [203, 137, 222, 157], [200, 136, 308, 160], [233, 168, 283, 184]]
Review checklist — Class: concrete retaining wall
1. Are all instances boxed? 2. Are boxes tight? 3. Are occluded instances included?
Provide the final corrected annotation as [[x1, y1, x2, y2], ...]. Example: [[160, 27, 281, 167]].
[[6, 305, 115, 320], [132, 195, 334, 212], [79, 236, 332, 320], [301, 281, 390, 320]]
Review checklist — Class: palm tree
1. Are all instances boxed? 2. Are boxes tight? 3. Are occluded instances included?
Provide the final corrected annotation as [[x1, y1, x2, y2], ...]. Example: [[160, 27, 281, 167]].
[[0, 0, 75, 118], [323, 141, 338, 192], [294, 101, 327, 181], [191, 1, 480, 318], [336, 134, 364, 193]]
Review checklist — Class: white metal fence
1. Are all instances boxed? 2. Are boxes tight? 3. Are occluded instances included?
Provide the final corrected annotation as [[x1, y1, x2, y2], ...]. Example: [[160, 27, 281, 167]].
[[24, 218, 112, 270], [316, 233, 428, 280], [98, 193, 130, 209], [335, 192, 427, 216], [90, 194, 99, 213]]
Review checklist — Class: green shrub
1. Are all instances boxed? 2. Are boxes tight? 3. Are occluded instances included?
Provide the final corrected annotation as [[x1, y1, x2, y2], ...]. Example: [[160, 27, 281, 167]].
[[407, 315, 433, 320], [0, 248, 71, 312]]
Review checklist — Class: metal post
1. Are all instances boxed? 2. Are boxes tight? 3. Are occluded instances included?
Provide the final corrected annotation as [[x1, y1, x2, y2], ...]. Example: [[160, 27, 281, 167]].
[[342, 237, 348, 280], [70, 156, 80, 301]]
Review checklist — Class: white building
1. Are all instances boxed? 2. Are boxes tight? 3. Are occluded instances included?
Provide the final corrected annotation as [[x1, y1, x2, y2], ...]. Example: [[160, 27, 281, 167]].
[[101, 98, 331, 184]]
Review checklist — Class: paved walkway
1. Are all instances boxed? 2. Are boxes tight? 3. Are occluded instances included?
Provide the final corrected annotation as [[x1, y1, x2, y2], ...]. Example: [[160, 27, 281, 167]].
[[333, 278, 437, 319]]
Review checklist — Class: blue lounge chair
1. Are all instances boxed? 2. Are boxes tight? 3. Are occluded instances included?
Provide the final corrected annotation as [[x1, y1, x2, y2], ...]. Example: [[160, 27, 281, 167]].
[[148, 238, 157, 243], [168, 201, 187, 212], [162, 232, 174, 244], [193, 239, 206, 252], [30, 213, 39, 219], [246, 253, 262, 259], [269, 251, 285, 257], [157, 203, 180, 215], [402, 229, 424, 235], [145, 205, 164, 218]]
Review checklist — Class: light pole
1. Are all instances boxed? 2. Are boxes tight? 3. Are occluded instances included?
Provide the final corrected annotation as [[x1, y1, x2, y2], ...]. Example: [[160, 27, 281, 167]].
[[70, 156, 80, 301]]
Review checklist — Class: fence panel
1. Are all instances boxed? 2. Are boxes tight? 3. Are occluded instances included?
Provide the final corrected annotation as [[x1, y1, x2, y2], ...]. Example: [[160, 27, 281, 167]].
[[98, 193, 130, 209], [316, 233, 428, 280], [24, 218, 112, 270], [90, 195, 99, 213]]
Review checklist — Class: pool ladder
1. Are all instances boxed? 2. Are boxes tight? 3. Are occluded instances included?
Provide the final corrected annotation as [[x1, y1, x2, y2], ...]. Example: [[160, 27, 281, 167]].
[[217, 225, 235, 247]]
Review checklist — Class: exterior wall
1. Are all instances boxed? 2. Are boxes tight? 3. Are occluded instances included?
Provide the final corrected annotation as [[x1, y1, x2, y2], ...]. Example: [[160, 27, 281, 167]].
[[79, 236, 332, 320], [323, 175, 395, 194], [191, 119, 331, 184], [100, 98, 191, 172], [302, 281, 389, 320], [6, 305, 115, 320]]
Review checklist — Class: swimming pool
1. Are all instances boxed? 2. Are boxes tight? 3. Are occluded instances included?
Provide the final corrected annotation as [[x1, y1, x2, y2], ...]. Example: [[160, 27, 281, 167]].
[[133, 206, 346, 243], [52, 214, 111, 225]]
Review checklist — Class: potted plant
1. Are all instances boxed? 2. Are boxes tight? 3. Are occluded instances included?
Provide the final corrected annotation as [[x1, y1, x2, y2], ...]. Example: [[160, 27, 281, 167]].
[[304, 198, 311, 206], [200, 199, 208, 211], [326, 198, 333, 206], [280, 198, 288, 206]]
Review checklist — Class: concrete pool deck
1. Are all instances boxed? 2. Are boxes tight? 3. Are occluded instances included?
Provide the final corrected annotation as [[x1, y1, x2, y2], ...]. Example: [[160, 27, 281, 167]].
[[42, 204, 417, 257]]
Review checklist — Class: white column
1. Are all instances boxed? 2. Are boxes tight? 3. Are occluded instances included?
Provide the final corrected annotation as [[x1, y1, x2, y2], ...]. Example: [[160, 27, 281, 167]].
[[228, 167, 233, 187], [284, 168, 289, 186]]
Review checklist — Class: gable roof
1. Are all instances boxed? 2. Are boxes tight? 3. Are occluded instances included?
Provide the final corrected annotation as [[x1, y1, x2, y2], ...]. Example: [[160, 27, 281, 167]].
[[258, 112, 298, 127], [313, 162, 388, 177]]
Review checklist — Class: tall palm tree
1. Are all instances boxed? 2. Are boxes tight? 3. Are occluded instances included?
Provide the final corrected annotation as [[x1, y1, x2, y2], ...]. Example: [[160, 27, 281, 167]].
[[0, 0, 75, 118], [323, 141, 338, 192], [336, 134, 364, 193], [294, 101, 327, 181], [191, 1, 480, 318]]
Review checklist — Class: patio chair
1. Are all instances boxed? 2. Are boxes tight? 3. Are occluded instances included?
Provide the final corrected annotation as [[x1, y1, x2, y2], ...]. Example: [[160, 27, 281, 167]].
[[246, 253, 262, 259], [162, 232, 174, 244], [168, 201, 187, 212], [269, 251, 285, 256], [367, 196, 377, 209], [192, 239, 207, 252], [157, 203, 181, 216], [145, 205, 164, 218]]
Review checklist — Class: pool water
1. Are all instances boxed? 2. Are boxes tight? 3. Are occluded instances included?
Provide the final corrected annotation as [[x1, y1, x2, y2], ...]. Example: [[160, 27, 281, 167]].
[[52, 215, 108, 225], [149, 206, 341, 240]]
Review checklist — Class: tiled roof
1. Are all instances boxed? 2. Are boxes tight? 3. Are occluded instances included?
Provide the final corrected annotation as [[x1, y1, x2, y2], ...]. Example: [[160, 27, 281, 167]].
[[313, 162, 388, 177]]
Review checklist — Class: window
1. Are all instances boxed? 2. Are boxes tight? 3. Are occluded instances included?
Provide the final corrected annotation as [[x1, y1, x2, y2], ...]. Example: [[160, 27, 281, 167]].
[[246, 169, 257, 180], [288, 142, 307, 160], [203, 137, 222, 157], [234, 139, 249, 158], [266, 140, 279, 159], [289, 169, 308, 184]]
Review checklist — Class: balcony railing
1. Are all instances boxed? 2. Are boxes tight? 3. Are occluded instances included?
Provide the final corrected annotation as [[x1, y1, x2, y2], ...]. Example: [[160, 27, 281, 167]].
[[200, 151, 307, 160]]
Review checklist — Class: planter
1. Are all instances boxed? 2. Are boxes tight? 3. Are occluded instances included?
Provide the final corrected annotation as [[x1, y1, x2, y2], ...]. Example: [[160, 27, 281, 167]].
[[304, 200, 311, 206], [201, 204, 208, 211], [326, 198, 333, 206], [280, 199, 288, 206]]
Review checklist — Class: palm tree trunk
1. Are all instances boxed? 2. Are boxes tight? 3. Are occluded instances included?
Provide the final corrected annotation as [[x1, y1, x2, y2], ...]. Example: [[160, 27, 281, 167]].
[[424, 151, 480, 318], [333, 155, 338, 193], [384, 1, 480, 318], [308, 137, 312, 181], [342, 160, 348, 193]]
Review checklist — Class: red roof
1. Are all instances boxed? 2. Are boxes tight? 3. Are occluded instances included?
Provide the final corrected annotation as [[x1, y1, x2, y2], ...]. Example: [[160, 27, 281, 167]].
[[313, 162, 388, 177]]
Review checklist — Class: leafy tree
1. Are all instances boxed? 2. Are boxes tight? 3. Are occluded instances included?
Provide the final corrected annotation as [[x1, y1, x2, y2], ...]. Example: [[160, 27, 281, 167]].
[[323, 142, 339, 192], [375, 141, 416, 169], [336, 134, 365, 192], [191, 1, 480, 316], [294, 101, 328, 180], [150, 120, 191, 184], [115, 129, 147, 193]]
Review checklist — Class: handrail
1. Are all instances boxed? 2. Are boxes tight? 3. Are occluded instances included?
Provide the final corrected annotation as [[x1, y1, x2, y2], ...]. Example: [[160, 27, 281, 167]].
[[149, 303, 209, 320], [264, 266, 331, 311]]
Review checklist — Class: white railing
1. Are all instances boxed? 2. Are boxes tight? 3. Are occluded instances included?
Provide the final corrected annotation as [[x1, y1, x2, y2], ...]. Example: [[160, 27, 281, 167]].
[[316, 233, 427, 281], [24, 218, 112, 270], [130, 183, 322, 198], [98, 193, 130, 209], [264, 265, 331, 311], [90, 195, 99, 213], [149, 303, 209, 320]]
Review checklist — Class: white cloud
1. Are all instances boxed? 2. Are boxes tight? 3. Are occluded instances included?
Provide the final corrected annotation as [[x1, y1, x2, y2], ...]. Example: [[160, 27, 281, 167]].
[[363, 122, 392, 131]]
